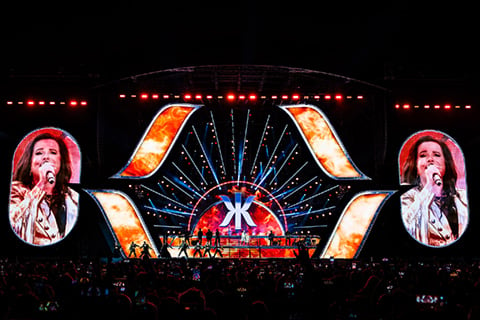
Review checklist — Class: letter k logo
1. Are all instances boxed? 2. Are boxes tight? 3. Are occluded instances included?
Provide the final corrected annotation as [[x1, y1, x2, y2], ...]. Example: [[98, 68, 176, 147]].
[[219, 192, 257, 230]]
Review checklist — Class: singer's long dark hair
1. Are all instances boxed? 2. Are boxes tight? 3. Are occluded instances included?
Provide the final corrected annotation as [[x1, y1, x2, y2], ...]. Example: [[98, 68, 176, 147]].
[[13, 132, 72, 235], [401, 135, 459, 237]]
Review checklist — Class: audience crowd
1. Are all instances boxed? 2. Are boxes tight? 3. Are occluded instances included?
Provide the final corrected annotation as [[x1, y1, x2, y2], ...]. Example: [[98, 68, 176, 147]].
[[1, 251, 480, 320]]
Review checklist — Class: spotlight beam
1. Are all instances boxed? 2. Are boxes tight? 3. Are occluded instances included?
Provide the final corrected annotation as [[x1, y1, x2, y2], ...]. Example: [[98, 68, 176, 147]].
[[231, 109, 236, 176], [250, 114, 270, 175], [141, 185, 192, 210], [288, 185, 339, 208], [275, 161, 309, 192], [281, 175, 318, 200], [172, 162, 204, 193], [294, 225, 328, 229], [254, 166, 276, 190], [181, 144, 208, 185], [192, 125, 220, 185], [210, 111, 227, 178], [162, 175, 197, 200], [283, 206, 335, 217], [268, 143, 299, 185], [262, 125, 288, 178], [238, 109, 250, 182], [145, 206, 193, 217]]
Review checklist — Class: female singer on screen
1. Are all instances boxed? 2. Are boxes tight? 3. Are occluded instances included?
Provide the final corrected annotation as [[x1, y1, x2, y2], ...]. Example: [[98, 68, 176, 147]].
[[401, 135, 468, 247], [9, 132, 79, 246]]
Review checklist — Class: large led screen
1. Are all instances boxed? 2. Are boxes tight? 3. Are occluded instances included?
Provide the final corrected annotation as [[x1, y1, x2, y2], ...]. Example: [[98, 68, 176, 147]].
[[3, 85, 475, 259], [9, 127, 81, 246], [399, 130, 469, 247], [86, 102, 393, 259]]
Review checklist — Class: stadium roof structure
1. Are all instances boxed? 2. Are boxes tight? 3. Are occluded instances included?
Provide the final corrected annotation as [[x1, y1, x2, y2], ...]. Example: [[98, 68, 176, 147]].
[[103, 64, 388, 94]]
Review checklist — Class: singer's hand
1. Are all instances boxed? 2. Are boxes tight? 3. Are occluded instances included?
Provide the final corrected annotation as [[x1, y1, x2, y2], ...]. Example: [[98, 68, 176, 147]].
[[425, 164, 443, 195], [39, 162, 56, 188]]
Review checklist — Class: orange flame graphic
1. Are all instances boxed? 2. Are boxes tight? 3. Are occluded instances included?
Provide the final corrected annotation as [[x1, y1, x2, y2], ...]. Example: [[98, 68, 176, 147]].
[[322, 191, 394, 259], [115, 104, 199, 178], [86, 190, 158, 258], [281, 105, 367, 179]]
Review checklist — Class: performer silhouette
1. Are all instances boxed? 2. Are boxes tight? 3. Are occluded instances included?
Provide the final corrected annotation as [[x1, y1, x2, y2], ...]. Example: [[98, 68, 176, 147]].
[[214, 229, 221, 247], [128, 241, 139, 258], [178, 240, 189, 258], [213, 245, 223, 258], [140, 241, 152, 260], [197, 229, 203, 246], [193, 242, 203, 258]]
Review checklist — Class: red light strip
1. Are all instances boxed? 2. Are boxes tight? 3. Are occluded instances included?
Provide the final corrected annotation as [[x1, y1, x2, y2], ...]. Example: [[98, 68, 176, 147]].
[[116, 93, 367, 102], [5, 99, 88, 106], [395, 103, 472, 110]]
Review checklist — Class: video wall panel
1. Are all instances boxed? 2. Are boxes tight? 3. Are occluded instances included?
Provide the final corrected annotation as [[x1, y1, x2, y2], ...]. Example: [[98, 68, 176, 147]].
[[1, 89, 476, 259]]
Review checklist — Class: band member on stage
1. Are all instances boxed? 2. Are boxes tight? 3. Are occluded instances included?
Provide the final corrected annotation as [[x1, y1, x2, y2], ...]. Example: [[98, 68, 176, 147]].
[[205, 228, 213, 246], [203, 242, 212, 258], [400, 134, 468, 247], [184, 229, 191, 246], [245, 231, 250, 245], [214, 229, 221, 247], [140, 241, 152, 260], [305, 234, 312, 246], [9, 132, 79, 246], [160, 238, 172, 258], [193, 241, 203, 258], [128, 241, 139, 258], [213, 245, 223, 258], [197, 228, 203, 246], [240, 229, 248, 245], [178, 240, 189, 258], [268, 230, 275, 246], [285, 230, 292, 246]]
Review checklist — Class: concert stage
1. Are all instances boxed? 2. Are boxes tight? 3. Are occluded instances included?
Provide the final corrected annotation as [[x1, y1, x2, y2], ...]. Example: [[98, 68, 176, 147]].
[[3, 65, 476, 260]]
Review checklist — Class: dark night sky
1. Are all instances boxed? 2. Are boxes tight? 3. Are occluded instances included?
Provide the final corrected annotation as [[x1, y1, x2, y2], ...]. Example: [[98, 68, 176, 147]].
[[1, 1, 478, 85]]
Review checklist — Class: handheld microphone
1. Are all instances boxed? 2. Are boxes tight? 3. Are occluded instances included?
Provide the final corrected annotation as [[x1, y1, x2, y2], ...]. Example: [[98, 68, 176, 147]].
[[42, 161, 55, 185], [46, 171, 55, 185], [428, 164, 442, 186]]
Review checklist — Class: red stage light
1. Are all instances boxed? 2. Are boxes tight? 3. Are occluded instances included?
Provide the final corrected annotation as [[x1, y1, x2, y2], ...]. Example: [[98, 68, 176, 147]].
[[324, 95, 331, 100], [38, 101, 45, 105], [119, 94, 126, 98], [184, 94, 192, 100], [335, 94, 343, 100], [292, 94, 300, 100], [227, 94, 235, 101], [403, 104, 410, 109], [195, 94, 202, 100], [281, 95, 289, 100], [249, 94, 257, 100], [80, 101, 87, 106], [70, 100, 78, 107], [27, 100, 35, 106], [140, 94, 148, 99], [152, 94, 159, 99]]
